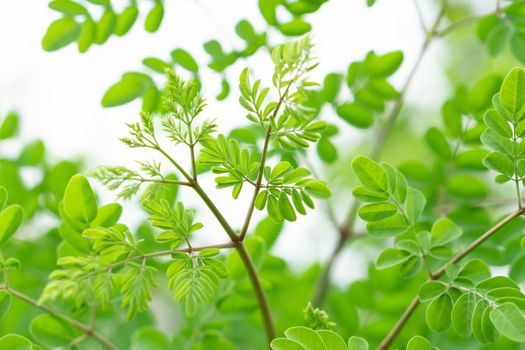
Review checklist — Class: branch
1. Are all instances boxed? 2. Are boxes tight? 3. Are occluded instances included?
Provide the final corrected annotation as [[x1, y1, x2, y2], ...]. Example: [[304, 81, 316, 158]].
[[1, 286, 117, 350], [239, 79, 293, 241], [239, 128, 272, 241], [154, 145, 276, 343], [436, 14, 488, 37], [132, 177, 193, 187], [101, 241, 239, 272], [377, 207, 525, 349], [312, 0, 449, 307], [236, 243, 276, 340]]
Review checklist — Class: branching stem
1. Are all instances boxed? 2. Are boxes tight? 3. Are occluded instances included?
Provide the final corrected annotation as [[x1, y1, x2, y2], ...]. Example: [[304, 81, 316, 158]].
[[313, 0, 450, 307], [377, 207, 525, 349], [0, 286, 118, 350]]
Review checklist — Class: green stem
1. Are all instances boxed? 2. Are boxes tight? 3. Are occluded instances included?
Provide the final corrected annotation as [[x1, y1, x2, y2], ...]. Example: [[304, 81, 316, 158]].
[[236, 243, 277, 342], [1, 286, 117, 350], [377, 207, 525, 349], [155, 147, 276, 343], [239, 128, 272, 241]]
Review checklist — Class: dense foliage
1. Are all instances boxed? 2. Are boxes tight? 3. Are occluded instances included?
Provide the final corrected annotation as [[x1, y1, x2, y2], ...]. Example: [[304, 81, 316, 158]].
[[1, 0, 525, 349]]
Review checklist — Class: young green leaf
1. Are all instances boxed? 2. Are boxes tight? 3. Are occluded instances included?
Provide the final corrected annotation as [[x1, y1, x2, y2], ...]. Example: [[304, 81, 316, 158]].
[[489, 303, 525, 342], [499, 67, 525, 116], [451, 292, 476, 338], [0, 204, 24, 244], [63, 175, 97, 224], [426, 293, 453, 332], [352, 156, 388, 192]]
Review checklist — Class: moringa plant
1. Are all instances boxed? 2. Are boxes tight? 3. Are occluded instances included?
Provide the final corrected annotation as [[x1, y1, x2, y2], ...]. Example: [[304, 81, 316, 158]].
[[2, 0, 525, 349]]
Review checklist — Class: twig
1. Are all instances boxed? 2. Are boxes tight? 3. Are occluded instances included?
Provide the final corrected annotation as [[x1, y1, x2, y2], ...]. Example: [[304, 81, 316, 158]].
[[377, 207, 525, 349], [312, 0, 450, 307], [155, 144, 277, 343], [1, 286, 118, 350]]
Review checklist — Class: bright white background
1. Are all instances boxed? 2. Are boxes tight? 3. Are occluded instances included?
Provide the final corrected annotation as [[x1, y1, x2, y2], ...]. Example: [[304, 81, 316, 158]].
[[0, 0, 485, 284]]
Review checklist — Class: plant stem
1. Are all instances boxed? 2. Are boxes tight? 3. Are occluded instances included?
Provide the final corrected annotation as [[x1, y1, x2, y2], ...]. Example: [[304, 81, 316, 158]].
[[377, 207, 525, 349], [312, 0, 449, 307], [239, 128, 272, 241], [156, 146, 276, 343], [192, 183, 240, 242], [1, 286, 117, 350], [236, 243, 277, 341]]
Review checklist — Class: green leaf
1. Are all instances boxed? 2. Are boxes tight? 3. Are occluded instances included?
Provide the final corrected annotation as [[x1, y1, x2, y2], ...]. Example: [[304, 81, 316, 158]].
[[348, 336, 368, 350], [133, 326, 169, 350], [476, 276, 519, 291], [304, 181, 331, 199], [399, 255, 423, 278], [63, 175, 97, 224], [458, 259, 490, 283], [171, 49, 199, 73], [405, 188, 425, 224], [472, 299, 491, 344], [42, 17, 80, 51], [77, 17, 95, 53], [0, 291, 12, 320], [499, 67, 525, 116], [483, 109, 512, 137], [486, 23, 509, 55], [352, 156, 388, 192], [278, 193, 297, 222], [49, 0, 87, 15], [59, 222, 91, 253], [321, 73, 343, 102], [352, 186, 389, 202], [489, 303, 525, 342], [426, 293, 453, 332], [451, 292, 476, 338], [199, 248, 220, 258], [366, 213, 408, 238], [316, 330, 347, 350], [364, 51, 403, 76], [95, 9, 116, 45], [359, 202, 397, 222], [30, 314, 77, 347], [145, 4, 164, 32], [0, 334, 35, 350], [481, 306, 499, 343], [419, 281, 447, 302], [102, 73, 152, 107], [431, 217, 462, 246], [90, 203, 122, 228], [0, 204, 24, 244], [115, 6, 139, 36], [278, 19, 311, 36], [271, 161, 293, 179], [406, 336, 431, 350], [336, 103, 374, 128], [376, 248, 410, 269], [425, 127, 452, 160], [382, 163, 408, 203], [483, 151, 514, 177], [283, 327, 326, 349], [0, 112, 19, 140], [317, 138, 338, 163], [271, 338, 306, 350], [511, 32, 525, 64]]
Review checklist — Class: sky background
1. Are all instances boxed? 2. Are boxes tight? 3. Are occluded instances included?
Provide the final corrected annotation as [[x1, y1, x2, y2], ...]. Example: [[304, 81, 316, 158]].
[[0, 0, 487, 284]]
